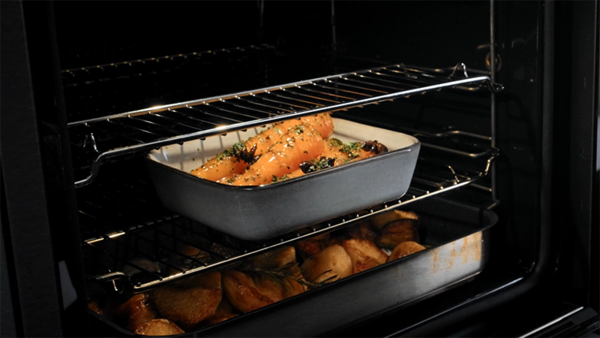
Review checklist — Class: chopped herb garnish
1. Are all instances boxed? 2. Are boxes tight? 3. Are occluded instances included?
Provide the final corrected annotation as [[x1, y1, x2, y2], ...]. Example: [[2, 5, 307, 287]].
[[272, 174, 291, 183], [285, 137, 295, 149], [328, 138, 344, 147], [231, 141, 245, 154], [216, 141, 245, 161], [299, 157, 336, 174], [341, 141, 362, 154], [215, 141, 259, 164], [339, 141, 363, 160]]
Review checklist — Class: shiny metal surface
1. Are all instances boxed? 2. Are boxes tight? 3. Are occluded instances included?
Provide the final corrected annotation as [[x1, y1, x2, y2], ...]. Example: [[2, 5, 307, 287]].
[[70, 62, 501, 187], [145, 118, 421, 241], [88, 197, 497, 336]]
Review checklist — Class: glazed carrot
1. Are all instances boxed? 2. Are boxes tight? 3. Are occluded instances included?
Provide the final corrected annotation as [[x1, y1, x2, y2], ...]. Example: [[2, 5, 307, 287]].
[[304, 113, 334, 138], [231, 124, 325, 186], [244, 113, 334, 156], [191, 123, 294, 182], [191, 113, 334, 183], [190, 155, 248, 182], [282, 168, 305, 180], [269, 140, 389, 182], [244, 121, 292, 156]]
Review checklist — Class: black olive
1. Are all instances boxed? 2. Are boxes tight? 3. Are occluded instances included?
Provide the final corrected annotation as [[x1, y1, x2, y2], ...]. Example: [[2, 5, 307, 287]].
[[362, 140, 388, 154], [299, 161, 315, 173], [300, 157, 336, 174]]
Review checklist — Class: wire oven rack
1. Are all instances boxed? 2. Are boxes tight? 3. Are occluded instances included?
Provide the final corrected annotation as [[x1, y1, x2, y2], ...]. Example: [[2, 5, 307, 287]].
[[70, 45, 503, 291], [81, 141, 498, 293], [68, 58, 503, 187]]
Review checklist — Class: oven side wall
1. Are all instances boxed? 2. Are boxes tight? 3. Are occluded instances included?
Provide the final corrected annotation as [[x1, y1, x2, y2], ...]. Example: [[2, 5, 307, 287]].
[[1, 1, 90, 336]]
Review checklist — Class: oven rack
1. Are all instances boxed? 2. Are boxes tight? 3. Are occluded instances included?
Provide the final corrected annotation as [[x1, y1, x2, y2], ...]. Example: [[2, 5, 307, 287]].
[[61, 45, 276, 82], [69, 62, 503, 187], [81, 146, 498, 292], [61, 44, 386, 124]]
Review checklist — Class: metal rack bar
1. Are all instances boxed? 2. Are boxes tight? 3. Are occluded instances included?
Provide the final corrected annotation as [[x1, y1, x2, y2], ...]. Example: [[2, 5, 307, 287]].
[[70, 63, 502, 187], [62, 45, 274, 76]]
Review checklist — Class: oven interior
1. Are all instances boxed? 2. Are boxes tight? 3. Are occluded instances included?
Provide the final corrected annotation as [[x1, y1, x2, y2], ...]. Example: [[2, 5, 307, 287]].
[[45, 1, 563, 336]]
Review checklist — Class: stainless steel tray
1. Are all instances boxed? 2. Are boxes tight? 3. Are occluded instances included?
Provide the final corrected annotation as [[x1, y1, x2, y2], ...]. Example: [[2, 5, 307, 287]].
[[89, 196, 497, 337], [146, 118, 420, 241]]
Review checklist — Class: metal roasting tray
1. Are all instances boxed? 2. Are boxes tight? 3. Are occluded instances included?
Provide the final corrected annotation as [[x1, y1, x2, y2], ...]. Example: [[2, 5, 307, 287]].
[[90, 196, 497, 337], [145, 118, 421, 241]]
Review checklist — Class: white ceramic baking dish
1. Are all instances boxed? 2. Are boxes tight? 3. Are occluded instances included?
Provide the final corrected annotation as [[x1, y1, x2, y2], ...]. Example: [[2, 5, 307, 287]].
[[146, 118, 420, 241]]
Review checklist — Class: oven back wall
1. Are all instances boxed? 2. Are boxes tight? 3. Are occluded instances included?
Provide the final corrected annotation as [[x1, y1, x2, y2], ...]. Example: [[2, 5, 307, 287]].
[[53, 1, 262, 69], [54, 2, 491, 72]]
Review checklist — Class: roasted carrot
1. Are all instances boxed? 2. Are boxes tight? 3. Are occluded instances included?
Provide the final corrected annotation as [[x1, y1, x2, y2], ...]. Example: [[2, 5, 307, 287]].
[[243, 113, 333, 155], [190, 154, 248, 182], [191, 113, 333, 183], [231, 123, 325, 186], [269, 140, 389, 182]]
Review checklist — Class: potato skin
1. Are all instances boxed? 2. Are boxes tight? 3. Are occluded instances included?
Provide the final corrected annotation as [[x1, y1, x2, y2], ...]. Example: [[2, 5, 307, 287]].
[[204, 297, 239, 326], [151, 286, 222, 329], [300, 244, 353, 283], [345, 222, 378, 242], [114, 293, 157, 332], [387, 241, 426, 262], [296, 233, 331, 260], [135, 319, 185, 336], [370, 210, 419, 230], [252, 246, 297, 270], [342, 239, 388, 274], [222, 270, 304, 314], [174, 270, 221, 290], [376, 219, 419, 249]]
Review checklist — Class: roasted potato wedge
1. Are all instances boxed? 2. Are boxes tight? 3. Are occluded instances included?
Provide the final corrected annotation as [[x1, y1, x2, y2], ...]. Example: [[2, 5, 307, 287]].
[[296, 233, 331, 260], [174, 270, 221, 290], [342, 239, 388, 273], [252, 246, 297, 270], [114, 293, 157, 332], [370, 210, 419, 230], [376, 219, 419, 249], [87, 283, 122, 320], [300, 244, 353, 283], [204, 297, 239, 326], [168, 244, 211, 276], [387, 241, 426, 262], [345, 222, 378, 242], [222, 269, 305, 313], [151, 286, 222, 329], [135, 319, 185, 336]]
